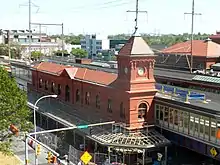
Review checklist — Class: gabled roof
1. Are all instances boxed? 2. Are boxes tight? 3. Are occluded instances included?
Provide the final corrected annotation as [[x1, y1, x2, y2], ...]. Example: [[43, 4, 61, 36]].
[[33, 62, 117, 86], [161, 39, 220, 57], [118, 36, 154, 57], [33, 62, 72, 75]]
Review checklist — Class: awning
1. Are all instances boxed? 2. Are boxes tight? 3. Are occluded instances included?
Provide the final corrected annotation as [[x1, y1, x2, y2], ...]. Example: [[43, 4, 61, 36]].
[[90, 129, 170, 153]]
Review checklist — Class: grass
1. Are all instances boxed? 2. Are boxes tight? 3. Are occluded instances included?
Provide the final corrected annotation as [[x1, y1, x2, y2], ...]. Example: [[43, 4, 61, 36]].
[[0, 152, 22, 165]]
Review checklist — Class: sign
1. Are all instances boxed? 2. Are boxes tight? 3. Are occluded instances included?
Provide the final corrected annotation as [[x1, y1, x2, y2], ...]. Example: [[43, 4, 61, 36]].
[[210, 147, 218, 157], [157, 153, 163, 161], [80, 151, 92, 165]]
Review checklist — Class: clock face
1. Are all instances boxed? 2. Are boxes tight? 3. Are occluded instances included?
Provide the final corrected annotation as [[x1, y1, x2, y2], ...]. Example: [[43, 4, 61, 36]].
[[124, 67, 128, 74], [138, 67, 145, 76]]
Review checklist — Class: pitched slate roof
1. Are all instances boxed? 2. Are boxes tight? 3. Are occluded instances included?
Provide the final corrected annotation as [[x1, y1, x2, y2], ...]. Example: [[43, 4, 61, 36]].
[[118, 36, 154, 56], [161, 39, 220, 57]]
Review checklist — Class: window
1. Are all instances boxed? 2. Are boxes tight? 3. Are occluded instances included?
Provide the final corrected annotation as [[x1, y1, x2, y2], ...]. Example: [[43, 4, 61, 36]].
[[65, 85, 70, 102], [76, 89, 80, 102], [51, 82, 55, 92], [85, 92, 90, 105], [164, 106, 169, 122], [58, 84, 61, 95], [39, 79, 43, 88], [96, 94, 100, 108], [155, 104, 160, 123], [120, 102, 125, 119], [107, 99, 112, 113], [45, 80, 49, 90], [138, 103, 147, 119]]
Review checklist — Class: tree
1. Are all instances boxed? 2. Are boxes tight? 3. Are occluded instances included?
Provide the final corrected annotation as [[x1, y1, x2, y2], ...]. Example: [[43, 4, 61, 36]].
[[71, 48, 88, 58], [0, 44, 24, 59], [53, 50, 69, 57], [31, 51, 44, 60], [0, 67, 32, 155]]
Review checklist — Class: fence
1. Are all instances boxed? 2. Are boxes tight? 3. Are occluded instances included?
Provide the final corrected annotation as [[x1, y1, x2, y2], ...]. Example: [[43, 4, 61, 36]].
[[35, 127, 122, 165], [156, 83, 207, 103]]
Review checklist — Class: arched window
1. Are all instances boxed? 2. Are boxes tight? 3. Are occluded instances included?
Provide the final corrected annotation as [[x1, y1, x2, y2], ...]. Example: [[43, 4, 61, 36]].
[[120, 102, 125, 119], [65, 85, 70, 102], [85, 92, 90, 105], [39, 79, 43, 88], [107, 99, 112, 113], [76, 89, 80, 102], [45, 80, 49, 90], [57, 84, 61, 95], [138, 103, 148, 119], [51, 82, 55, 92], [96, 94, 100, 108]]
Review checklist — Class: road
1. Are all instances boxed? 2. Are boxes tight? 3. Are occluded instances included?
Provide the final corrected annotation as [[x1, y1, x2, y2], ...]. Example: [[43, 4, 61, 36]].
[[11, 136, 49, 165]]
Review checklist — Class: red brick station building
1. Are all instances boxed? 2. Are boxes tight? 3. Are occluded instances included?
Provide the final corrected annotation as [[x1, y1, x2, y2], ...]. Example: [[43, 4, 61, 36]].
[[31, 36, 157, 128], [23, 35, 220, 164]]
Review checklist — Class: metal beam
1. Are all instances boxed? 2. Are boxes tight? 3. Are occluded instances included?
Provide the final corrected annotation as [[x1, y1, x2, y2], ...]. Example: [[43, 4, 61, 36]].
[[31, 23, 63, 26], [26, 134, 60, 156], [29, 121, 115, 136]]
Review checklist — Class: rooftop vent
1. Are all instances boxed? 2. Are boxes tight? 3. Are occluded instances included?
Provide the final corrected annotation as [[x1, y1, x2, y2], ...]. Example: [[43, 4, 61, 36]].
[[205, 38, 212, 42]]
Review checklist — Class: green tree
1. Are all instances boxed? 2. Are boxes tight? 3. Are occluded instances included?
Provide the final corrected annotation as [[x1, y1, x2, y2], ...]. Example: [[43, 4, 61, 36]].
[[71, 48, 88, 58], [0, 67, 32, 155], [31, 51, 44, 60], [111, 55, 117, 61], [53, 50, 69, 57], [0, 44, 24, 59]]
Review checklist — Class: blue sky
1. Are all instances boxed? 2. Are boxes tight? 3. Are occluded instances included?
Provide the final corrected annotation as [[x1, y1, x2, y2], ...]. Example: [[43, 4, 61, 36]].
[[1, 0, 220, 35]]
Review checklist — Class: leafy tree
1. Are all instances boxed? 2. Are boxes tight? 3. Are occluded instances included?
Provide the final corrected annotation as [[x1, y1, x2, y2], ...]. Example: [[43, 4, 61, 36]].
[[0, 67, 32, 155], [71, 48, 88, 58], [31, 51, 44, 60], [0, 44, 24, 59], [53, 50, 69, 57], [111, 55, 117, 61]]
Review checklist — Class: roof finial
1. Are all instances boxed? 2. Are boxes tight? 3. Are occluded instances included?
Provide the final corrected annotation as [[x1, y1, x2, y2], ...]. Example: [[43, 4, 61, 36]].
[[133, 0, 139, 36], [127, 0, 148, 37]]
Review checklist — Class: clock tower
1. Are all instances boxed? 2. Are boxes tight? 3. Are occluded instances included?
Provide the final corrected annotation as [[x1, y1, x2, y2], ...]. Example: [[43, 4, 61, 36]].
[[116, 35, 157, 128], [116, 36, 156, 91]]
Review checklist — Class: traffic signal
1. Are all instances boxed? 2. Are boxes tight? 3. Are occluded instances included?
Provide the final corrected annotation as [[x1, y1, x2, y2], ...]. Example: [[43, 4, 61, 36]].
[[47, 152, 52, 163], [51, 155, 57, 163], [9, 124, 19, 136], [36, 144, 41, 156]]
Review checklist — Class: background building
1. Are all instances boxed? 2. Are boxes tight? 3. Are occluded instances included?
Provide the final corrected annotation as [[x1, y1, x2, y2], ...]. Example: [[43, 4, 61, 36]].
[[0, 30, 64, 57], [157, 39, 220, 70], [80, 34, 110, 59]]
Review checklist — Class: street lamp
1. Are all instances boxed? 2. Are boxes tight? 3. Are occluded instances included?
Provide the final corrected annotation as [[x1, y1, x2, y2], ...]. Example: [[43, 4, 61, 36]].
[[33, 94, 57, 165]]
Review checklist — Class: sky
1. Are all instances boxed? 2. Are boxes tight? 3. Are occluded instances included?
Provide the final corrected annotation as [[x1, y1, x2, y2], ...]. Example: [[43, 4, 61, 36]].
[[1, 0, 220, 36]]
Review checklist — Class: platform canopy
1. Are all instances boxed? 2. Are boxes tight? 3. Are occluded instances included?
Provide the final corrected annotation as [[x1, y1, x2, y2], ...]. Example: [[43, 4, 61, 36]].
[[90, 129, 170, 153]]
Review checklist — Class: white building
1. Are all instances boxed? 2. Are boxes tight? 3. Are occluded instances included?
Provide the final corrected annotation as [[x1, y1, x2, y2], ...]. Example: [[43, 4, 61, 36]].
[[80, 34, 109, 59], [0, 30, 63, 57]]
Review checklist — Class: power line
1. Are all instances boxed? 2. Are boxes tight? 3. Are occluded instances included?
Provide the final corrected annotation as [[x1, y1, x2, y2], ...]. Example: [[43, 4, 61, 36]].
[[71, 0, 136, 12], [70, 0, 127, 10]]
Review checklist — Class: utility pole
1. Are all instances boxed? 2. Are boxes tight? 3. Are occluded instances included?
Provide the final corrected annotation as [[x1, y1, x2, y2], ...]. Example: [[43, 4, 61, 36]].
[[127, 0, 148, 36], [39, 24, 42, 54], [61, 23, 64, 58], [31, 23, 64, 57], [8, 30, 11, 62], [184, 0, 202, 73], [28, 0, 32, 60]]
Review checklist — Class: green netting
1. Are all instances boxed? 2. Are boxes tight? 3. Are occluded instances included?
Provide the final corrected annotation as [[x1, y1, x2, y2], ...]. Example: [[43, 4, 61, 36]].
[[192, 75, 220, 84]]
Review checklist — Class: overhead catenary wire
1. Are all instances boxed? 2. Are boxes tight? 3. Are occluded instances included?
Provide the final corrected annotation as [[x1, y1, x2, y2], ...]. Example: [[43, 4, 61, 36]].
[[70, 0, 140, 12]]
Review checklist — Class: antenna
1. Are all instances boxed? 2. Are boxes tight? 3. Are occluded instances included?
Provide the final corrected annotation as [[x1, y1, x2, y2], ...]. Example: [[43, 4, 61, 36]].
[[127, 0, 148, 36], [184, 0, 202, 73]]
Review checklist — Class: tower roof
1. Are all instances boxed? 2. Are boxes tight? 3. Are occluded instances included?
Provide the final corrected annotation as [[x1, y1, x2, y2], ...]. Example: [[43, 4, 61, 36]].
[[118, 36, 154, 57]]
